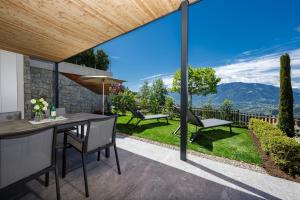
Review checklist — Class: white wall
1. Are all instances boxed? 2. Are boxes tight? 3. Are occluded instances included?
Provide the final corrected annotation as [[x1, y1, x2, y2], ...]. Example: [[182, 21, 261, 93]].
[[0, 50, 24, 118]]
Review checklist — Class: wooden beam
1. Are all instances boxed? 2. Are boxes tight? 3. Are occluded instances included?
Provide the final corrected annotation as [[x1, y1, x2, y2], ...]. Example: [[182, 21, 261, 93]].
[[180, 0, 189, 161]]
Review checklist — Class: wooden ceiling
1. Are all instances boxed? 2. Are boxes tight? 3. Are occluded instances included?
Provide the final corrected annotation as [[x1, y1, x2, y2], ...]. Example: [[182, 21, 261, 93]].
[[0, 0, 197, 62]]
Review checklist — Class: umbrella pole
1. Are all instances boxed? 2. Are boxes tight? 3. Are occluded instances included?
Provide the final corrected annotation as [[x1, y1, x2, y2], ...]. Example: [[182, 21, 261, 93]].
[[102, 79, 105, 115]]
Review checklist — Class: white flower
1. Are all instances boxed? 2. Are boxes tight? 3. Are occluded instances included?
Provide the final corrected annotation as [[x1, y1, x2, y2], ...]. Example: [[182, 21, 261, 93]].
[[39, 98, 44, 102], [42, 106, 47, 111], [42, 101, 48, 106], [44, 103, 49, 107], [31, 99, 36, 104], [34, 105, 40, 110]]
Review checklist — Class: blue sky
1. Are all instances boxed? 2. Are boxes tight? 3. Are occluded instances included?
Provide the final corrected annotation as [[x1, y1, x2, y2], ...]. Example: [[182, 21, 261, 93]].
[[96, 0, 300, 91]]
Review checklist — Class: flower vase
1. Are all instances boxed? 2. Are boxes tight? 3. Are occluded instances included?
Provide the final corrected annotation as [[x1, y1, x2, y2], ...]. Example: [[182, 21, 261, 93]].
[[34, 111, 44, 122]]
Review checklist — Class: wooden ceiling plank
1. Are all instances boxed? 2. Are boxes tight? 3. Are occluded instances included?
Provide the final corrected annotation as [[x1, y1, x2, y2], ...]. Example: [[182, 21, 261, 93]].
[[0, 0, 198, 61]]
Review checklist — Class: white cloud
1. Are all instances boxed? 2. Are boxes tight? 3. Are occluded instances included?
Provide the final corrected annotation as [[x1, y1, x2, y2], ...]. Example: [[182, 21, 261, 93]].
[[139, 48, 300, 90], [140, 73, 174, 88], [140, 74, 166, 81], [215, 48, 300, 89]]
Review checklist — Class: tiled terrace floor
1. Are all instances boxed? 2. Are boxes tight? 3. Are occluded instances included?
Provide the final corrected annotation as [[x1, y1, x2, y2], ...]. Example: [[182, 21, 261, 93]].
[[2, 134, 300, 200]]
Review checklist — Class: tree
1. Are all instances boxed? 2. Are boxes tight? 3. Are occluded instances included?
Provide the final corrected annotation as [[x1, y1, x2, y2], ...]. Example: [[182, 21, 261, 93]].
[[149, 79, 168, 113], [171, 65, 221, 107], [278, 54, 294, 137], [201, 99, 213, 110], [219, 99, 233, 120], [163, 96, 176, 119], [65, 48, 110, 70], [138, 81, 151, 109], [111, 89, 136, 114], [201, 99, 213, 118], [151, 79, 168, 107], [95, 49, 110, 70]]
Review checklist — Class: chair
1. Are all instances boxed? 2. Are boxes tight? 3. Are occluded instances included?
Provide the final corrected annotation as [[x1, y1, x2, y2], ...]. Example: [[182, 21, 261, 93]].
[[62, 115, 120, 197], [0, 126, 60, 200], [46, 107, 77, 147], [0, 111, 21, 122], [126, 106, 169, 127], [173, 107, 233, 142]]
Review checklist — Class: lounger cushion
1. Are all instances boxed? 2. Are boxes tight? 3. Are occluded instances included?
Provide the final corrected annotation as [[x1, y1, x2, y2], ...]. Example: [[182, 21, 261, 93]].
[[144, 114, 169, 120], [201, 118, 233, 128]]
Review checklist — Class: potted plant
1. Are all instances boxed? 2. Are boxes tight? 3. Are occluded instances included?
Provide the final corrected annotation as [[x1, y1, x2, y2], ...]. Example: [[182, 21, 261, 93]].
[[31, 98, 48, 121]]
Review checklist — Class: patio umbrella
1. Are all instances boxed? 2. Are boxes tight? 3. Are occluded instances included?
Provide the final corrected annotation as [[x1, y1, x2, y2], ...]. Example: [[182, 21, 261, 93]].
[[80, 75, 125, 114]]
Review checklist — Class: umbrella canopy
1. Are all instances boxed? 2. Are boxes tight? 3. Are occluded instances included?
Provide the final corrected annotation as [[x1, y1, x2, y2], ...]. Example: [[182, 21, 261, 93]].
[[81, 75, 125, 85], [80, 75, 126, 114]]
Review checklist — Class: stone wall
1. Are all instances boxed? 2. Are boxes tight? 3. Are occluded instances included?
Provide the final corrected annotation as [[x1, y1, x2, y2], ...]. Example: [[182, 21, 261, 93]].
[[24, 57, 103, 119], [24, 56, 33, 119], [59, 73, 101, 114]]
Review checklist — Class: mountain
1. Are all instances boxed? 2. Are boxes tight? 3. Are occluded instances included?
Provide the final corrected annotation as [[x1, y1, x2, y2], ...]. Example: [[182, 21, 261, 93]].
[[171, 82, 300, 116]]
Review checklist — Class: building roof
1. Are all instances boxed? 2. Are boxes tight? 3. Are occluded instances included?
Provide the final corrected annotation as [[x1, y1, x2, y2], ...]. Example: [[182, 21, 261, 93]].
[[0, 0, 197, 62]]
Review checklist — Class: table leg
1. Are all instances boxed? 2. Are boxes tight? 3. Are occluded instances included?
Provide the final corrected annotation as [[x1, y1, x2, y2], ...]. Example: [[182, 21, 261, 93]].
[[62, 133, 67, 178]]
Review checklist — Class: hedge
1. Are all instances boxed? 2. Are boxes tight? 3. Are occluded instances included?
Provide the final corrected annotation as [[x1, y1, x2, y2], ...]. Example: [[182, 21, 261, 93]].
[[249, 118, 300, 176]]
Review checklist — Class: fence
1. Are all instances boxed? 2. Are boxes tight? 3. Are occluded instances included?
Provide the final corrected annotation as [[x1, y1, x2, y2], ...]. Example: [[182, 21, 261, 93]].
[[191, 108, 300, 128]]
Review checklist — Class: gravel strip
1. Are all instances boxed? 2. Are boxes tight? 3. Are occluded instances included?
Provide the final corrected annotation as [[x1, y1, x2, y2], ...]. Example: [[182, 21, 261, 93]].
[[117, 132, 266, 174]]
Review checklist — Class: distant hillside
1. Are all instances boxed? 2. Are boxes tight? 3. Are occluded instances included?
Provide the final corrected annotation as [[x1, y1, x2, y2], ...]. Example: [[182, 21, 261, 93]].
[[171, 82, 300, 116]]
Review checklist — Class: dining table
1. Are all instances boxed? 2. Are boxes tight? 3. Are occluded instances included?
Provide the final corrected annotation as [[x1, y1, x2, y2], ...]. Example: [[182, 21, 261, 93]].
[[0, 112, 111, 157]]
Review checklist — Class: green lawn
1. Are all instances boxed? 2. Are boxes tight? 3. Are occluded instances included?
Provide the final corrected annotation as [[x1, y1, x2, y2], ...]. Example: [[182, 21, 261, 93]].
[[116, 115, 262, 165]]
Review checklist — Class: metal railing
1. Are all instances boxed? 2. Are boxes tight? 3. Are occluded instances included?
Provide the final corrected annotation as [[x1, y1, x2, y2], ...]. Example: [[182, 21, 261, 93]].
[[191, 108, 300, 128]]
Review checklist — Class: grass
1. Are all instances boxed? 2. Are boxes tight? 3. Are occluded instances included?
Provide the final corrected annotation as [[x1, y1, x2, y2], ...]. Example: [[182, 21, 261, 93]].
[[116, 114, 262, 165]]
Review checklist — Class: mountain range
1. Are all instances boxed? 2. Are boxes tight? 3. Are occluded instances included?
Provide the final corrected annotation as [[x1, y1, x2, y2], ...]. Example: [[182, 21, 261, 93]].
[[171, 82, 300, 116]]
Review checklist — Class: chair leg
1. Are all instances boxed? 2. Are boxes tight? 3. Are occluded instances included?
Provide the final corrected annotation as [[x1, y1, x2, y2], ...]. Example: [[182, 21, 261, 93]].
[[45, 172, 49, 186], [166, 118, 169, 124], [62, 133, 67, 178], [114, 143, 121, 175], [80, 125, 85, 139], [97, 150, 101, 161], [105, 147, 110, 158], [54, 166, 61, 200], [81, 153, 89, 197], [229, 125, 232, 134]]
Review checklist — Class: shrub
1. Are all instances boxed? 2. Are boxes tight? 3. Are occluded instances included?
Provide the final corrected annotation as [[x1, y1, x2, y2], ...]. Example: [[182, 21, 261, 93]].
[[249, 119, 285, 141], [219, 99, 233, 120], [162, 96, 175, 119], [249, 118, 300, 176], [201, 99, 214, 119], [148, 98, 160, 114], [111, 89, 136, 114], [268, 136, 300, 175]]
